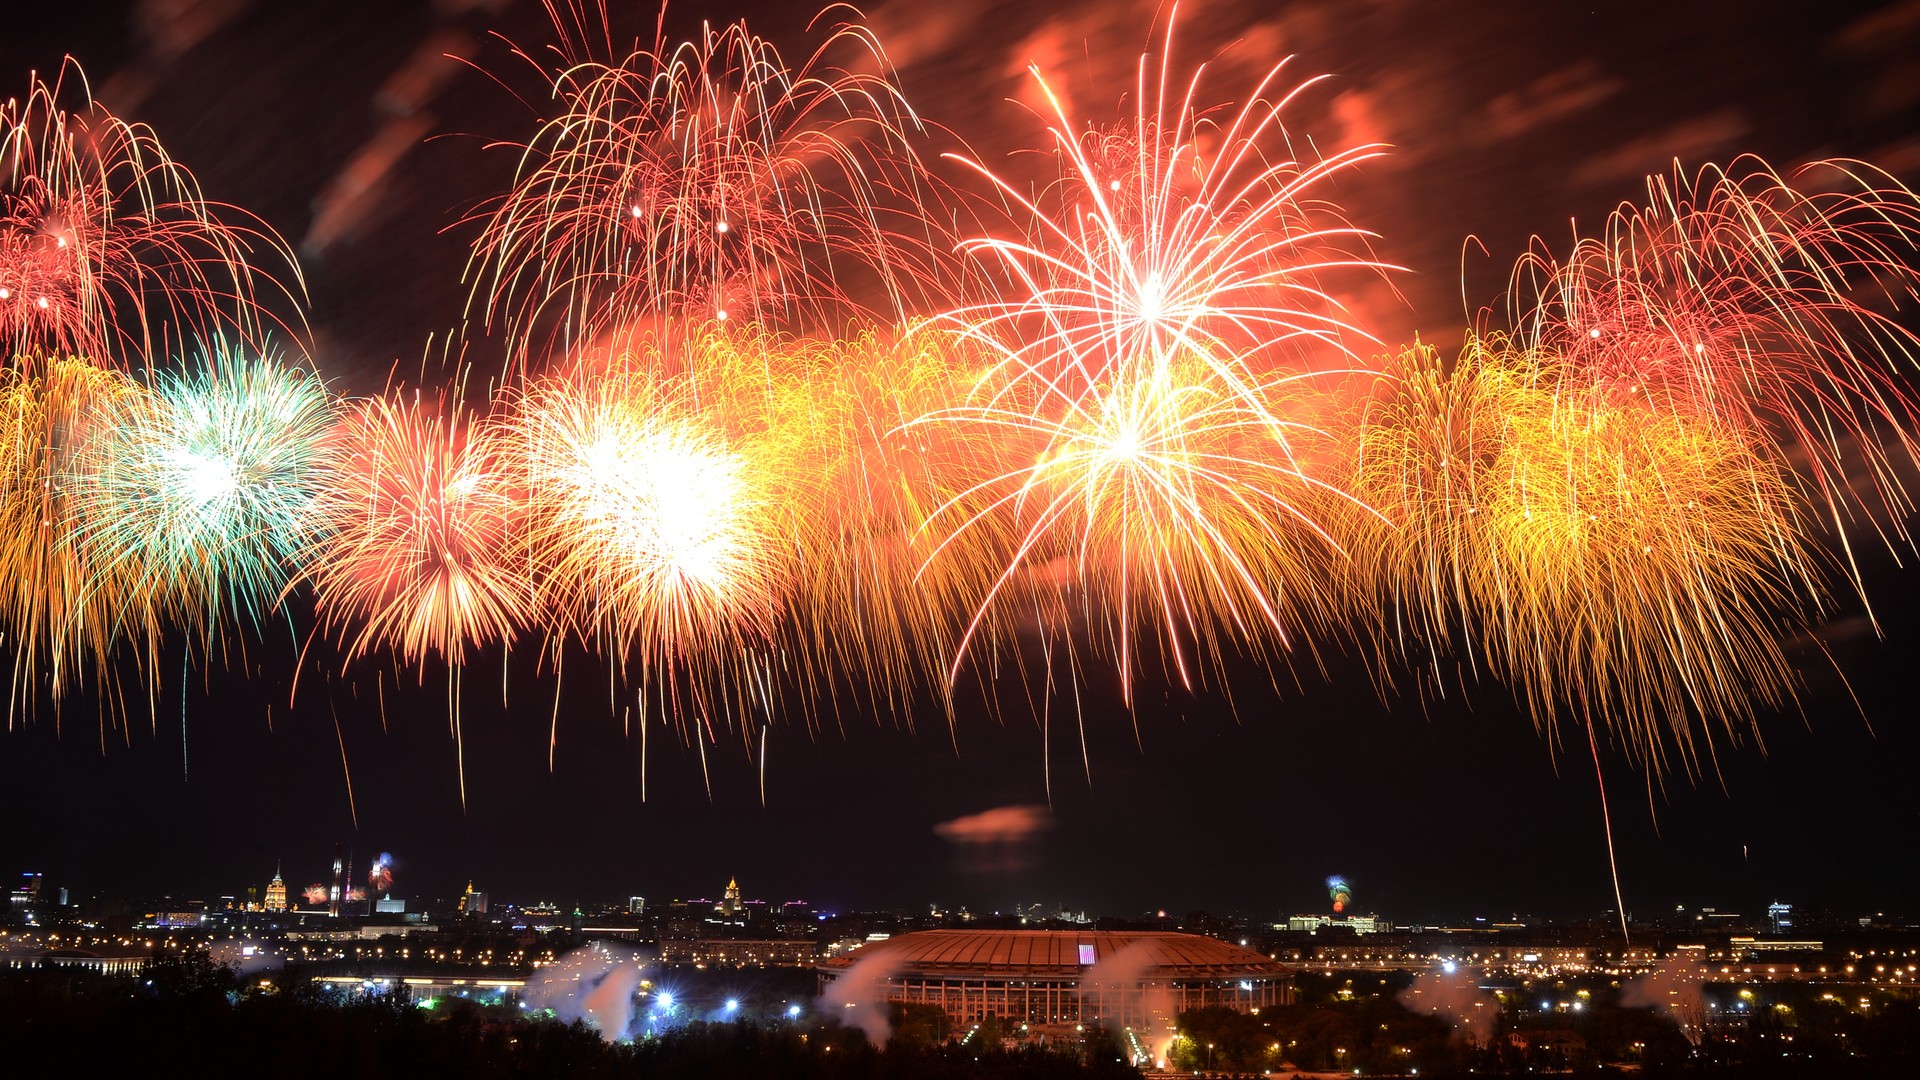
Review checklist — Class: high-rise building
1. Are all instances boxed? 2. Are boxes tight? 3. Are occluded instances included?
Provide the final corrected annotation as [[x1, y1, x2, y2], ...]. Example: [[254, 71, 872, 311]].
[[629, 896, 646, 914], [459, 881, 488, 915], [719, 876, 742, 916], [1768, 902, 1794, 934], [264, 864, 288, 913], [330, 843, 344, 917]]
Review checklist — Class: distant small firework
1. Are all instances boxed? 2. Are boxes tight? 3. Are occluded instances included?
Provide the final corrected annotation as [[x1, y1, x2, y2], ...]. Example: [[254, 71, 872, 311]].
[[368, 852, 393, 897], [302, 884, 328, 906], [1327, 875, 1353, 913], [0, 64, 303, 366]]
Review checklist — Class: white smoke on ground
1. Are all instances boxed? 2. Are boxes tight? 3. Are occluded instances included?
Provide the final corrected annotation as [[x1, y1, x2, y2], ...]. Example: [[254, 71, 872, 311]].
[[1398, 962, 1498, 1045], [1079, 941, 1177, 1068], [1621, 956, 1706, 1044], [522, 943, 647, 1043], [819, 947, 906, 1046]]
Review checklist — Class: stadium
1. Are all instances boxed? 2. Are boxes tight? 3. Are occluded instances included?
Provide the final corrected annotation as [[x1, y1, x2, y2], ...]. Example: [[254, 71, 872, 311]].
[[817, 929, 1292, 1032]]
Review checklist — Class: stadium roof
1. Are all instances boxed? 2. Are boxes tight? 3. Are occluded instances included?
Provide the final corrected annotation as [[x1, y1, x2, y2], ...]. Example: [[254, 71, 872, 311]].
[[818, 929, 1287, 979]]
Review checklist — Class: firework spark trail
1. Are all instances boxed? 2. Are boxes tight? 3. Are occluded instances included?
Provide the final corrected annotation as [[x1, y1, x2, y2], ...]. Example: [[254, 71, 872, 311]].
[[1352, 339, 1826, 774], [1507, 156, 1920, 614], [0, 64, 305, 367], [467, 1, 953, 373], [921, 9, 1393, 702], [304, 393, 529, 668]]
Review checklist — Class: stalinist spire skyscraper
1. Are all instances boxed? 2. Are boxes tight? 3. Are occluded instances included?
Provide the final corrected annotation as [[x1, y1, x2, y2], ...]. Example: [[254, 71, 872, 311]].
[[264, 863, 288, 912]]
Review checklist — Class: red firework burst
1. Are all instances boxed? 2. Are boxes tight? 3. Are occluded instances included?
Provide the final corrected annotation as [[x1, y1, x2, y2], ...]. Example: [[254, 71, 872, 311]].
[[1505, 156, 1920, 599], [305, 394, 529, 668], [467, 2, 949, 371], [0, 63, 305, 367]]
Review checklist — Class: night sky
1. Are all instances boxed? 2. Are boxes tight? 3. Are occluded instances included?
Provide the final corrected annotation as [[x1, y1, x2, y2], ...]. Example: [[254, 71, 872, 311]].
[[2, 0, 1918, 923]]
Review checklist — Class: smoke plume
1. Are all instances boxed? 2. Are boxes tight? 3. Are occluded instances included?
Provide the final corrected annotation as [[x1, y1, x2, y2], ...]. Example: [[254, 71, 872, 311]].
[[819, 947, 907, 1046], [1079, 941, 1177, 1067], [1621, 955, 1706, 1044], [1398, 962, 1497, 1044], [522, 943, 648, 1043]]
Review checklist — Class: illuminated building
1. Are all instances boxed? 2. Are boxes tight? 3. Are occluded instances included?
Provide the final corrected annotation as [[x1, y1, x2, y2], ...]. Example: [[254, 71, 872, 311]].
[[660, 937, 819, 966], [330, 843, 344, 917], [459, 881, 488, 915], [629, 896, 646, 914], [1769, 902, 1795, 934], [1286, 913, 1388, 933], [817, 929, 1292, 1029], [264, 864, 288, 913], [719, 876, 742, 917]]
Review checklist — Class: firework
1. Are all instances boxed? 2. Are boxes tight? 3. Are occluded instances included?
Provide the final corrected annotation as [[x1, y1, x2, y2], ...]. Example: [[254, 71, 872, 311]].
[[0, 64, 303, 366], [1327, 875, 1352, 913], [68, 341, 332, 638], [923, 346, 1369, 701], [761, 326, 994, 722], [1353, 340, 1825, 771], [0, 357, 147, 711], [509, 351, 790, 721], [468, 3, 946, 370], [368, 852, 394, 897], [924, 14, 1390, 698], [940, 14, 1392, 396], [302, 884, 328, 906], [1507, 157, 1920, 604], [305, 393, 528, 667]]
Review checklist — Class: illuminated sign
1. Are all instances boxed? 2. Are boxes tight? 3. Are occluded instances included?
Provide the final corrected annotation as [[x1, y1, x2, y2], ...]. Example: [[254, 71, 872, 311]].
[[1078, 944, 1097, 966]]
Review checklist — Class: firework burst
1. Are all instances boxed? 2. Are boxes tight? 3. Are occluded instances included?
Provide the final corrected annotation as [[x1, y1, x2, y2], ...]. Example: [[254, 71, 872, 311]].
[[510, 356, 790, 721], [305, 393, 529, 667], [469, 2, 944, 370], [0, 64, 304, 366], [924, 12, 1391, 698], [922, 346, 1365, 703], [1353, 339, 1827, 772], [939, 14, 1392, 397], [0, 356, 147, 713], [1507, 157, 1920, 604], [68, 341, 331, 638]]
